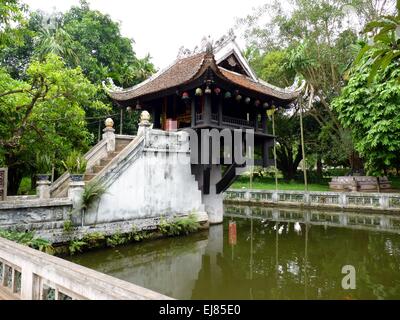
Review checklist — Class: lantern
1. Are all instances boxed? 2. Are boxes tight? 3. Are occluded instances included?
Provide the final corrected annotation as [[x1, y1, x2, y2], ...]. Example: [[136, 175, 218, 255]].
[[205, 86, 212, 94], [263, 102, 269, 109], [126, 106, 132, 113], [224, 91, 232, 99], [245, 97, 251, 104], [214, 87, 221, 95], [195, 88, 203, 96], [236, 94, 242, 101], [182, 92, 190, 101], [254, 100, 260, 107], [135, 101, 141, 110]]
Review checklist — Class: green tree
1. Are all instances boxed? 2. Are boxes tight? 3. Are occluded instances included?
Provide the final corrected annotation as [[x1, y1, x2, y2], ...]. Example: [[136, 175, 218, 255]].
[[0, 54, 108, 194], [332, 54, 400, 174], [0, 0, 26, 48], [355, 0, 400, 83]]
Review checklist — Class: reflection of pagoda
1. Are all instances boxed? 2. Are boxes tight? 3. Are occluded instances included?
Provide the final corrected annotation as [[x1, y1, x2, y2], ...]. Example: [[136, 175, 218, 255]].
[[105, 32, 302, 223]]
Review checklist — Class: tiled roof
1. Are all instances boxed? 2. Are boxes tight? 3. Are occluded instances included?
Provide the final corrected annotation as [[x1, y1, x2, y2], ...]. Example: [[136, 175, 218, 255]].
[[107, 53, 206, 101], [106, 51, 300, 102], [218, 68, 300, 101]]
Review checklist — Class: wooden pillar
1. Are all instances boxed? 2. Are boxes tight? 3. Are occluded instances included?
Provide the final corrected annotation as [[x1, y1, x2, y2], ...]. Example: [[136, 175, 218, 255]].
[[218, 98, 223, 126], [262, 110, 268, 167], [153, 105, 161, 129], [191, 99, 196, 127], [162, 97, 167, 130], [261, 111, 267, 134], [254, 110, 259, 132], [204, 94, 211, 125]]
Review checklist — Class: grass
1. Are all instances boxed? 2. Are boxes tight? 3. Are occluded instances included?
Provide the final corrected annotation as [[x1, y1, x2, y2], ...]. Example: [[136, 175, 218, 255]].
[[232, 175, 400, 192], [231, 176, 330, 191]]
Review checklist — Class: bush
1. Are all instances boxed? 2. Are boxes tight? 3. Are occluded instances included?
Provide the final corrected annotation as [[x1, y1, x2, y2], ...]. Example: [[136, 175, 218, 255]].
[[0, 229, 53, 252], [159, 214, 200, 237], [68, 240, 87, 255]]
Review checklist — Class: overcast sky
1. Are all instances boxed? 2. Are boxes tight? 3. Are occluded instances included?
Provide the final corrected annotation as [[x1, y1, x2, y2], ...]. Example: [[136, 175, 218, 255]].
[[22, 0, 268, 69]]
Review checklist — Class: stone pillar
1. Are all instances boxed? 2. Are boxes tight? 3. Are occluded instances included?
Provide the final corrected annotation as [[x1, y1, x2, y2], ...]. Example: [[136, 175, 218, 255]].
[[137, 110, 152, 137], [102, 118, 116, 153], [36, 180, 51, 199], [68, 181, 85, 209], [202, 165, 224, 224]]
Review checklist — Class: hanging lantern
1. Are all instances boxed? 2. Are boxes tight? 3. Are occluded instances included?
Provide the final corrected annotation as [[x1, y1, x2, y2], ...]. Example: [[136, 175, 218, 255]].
[[236, 94, 242, 102], [234, 89, 240, 96], [245, 97, 251, 104], [205, 86, 212, 94], [135, 101, 141, 110], [195, 88, 203, 96], [263, 102, 269, 109], [214, 87, 221, 95], [224, 91, 232, 99], [182, 92, 190, 101], [254, 100, 260, 107], [126, 106, 132, 113]]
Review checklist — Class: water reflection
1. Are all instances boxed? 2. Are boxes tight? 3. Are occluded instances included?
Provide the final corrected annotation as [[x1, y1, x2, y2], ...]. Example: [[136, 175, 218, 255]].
[[68, 205, 400, 300]]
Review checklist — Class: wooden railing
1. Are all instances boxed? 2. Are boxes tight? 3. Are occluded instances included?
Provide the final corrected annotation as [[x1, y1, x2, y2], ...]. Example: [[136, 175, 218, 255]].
[[0, 237, 171, 300], [225, 189, 400, 211]]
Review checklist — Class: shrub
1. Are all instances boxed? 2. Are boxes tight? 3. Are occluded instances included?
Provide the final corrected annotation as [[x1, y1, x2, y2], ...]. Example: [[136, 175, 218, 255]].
[[68, 240, 87, 255], [81, 180, 107, 212], [159, 214, 200, 237], [0, 228, 53, 252]]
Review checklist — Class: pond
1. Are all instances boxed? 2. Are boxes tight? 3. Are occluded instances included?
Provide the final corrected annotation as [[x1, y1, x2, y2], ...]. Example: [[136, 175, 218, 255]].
[[67, 205, 400, 300]]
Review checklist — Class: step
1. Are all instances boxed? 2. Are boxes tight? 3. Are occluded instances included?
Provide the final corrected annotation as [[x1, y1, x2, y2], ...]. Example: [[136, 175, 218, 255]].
[[84, 174, 96, 182], [92, 165, 105, 174], [100, 158, 112, 167]]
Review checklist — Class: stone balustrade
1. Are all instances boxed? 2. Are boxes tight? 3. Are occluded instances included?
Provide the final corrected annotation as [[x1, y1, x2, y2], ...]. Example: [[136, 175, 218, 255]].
[[0, 237, 171, 300], [225, 189, 400, 212]]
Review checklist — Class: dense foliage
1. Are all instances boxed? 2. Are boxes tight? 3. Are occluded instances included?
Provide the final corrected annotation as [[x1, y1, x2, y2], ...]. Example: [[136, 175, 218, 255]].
[[0, 0, 155, 194], [238, 0, 397, 177]]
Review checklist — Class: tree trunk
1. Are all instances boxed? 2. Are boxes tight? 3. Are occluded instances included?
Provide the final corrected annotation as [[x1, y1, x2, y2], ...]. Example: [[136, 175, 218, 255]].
[[7, 166, 23, 195]]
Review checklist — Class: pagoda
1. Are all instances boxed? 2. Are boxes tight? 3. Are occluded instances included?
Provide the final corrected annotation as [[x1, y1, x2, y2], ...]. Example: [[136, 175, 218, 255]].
[[105, 32, 302, 223]]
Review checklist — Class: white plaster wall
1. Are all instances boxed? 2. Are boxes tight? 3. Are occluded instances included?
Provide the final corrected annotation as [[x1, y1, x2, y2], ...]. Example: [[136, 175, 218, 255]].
[[86, 131, 205, 225]]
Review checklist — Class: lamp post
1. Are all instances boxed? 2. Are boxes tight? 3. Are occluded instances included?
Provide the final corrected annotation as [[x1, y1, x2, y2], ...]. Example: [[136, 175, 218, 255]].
[[299, 95, 308, 192], [267, 107, 279, 191]]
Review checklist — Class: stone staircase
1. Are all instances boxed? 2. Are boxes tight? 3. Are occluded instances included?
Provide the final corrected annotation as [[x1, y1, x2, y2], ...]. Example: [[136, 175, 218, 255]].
[[50, 136, 134, 198], [83, 138, 131, 182]]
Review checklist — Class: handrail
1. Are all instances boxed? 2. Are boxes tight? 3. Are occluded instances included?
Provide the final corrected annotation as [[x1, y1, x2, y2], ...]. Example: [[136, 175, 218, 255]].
[[0, 237, 171, 300], [225, 189, 400, 211]]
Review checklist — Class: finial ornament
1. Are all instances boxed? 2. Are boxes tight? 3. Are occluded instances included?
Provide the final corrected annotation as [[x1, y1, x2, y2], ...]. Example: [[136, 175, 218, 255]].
[[105, 118, 114, 128], [139, 110, 151, 126]]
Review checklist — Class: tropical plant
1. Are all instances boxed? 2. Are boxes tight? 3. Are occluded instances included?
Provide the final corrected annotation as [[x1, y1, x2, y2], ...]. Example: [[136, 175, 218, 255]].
[[0, 228, 53, 252], [68, 239, 87, 255], [159, 214, 200, 237], [80, 179, 107, 211], [106, 231, 128, 247], [61, 150, 88, 175], [355, 0, 400, 83], [82, 232, 105, 249], [35, 153, 53, 174]]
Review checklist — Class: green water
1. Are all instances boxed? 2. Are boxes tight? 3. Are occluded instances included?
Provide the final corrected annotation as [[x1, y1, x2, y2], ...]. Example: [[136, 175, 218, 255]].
[[68, 205, 400, 300]]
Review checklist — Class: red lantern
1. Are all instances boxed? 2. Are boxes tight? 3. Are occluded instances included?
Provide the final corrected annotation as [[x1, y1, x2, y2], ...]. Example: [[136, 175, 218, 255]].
[[254, 100, 261, 107], [214, 87, 221, 95], [182, 92, 190, 100]]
